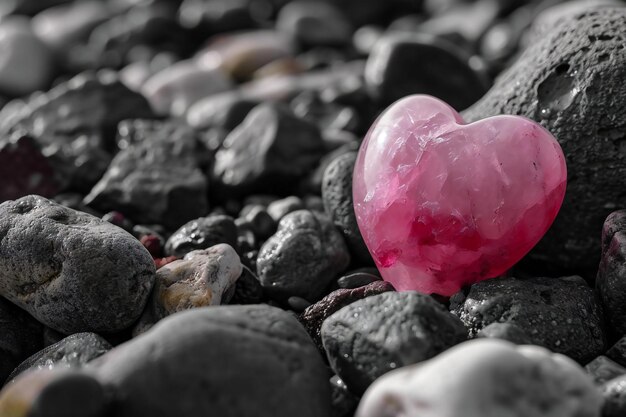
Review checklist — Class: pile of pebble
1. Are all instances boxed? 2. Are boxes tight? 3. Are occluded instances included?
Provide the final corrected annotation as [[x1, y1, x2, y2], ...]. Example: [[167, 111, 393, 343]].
[[0, 1, 625, 416]]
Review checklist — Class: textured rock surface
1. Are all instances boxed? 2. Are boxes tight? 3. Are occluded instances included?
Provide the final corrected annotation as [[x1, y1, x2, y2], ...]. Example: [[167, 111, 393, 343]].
[[165, 215, 238, 258], [607, 335, 626, 367], [84, 119, 208, 230], [0, 297, 43, 384], [0, 195, 155, 334], [257, 210, 350, 301], [356, 339, 603, 417], [475, 322, 531, 345], [597, 210, 626, 336], [365, 33, 489, 109], [353, 95, 567, 296], [300, 280, 394, 352], [135, 244, 242, 334], [322, 291, 467, 395], [213, 104, 325, 195], [322, 152, 372, 264], [0, 71, 155, 192], [6, 332, 111, 383], [0, 133, 58, 202], [90, 305, 332, 417], [464, 7, 626, 272], [450, 276, 605, 363], [602, 375, 626, 417]]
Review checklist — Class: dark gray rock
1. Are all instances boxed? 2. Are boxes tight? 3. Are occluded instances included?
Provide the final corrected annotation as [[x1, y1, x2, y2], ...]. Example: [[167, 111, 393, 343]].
[[365, 33, 489, 109], [90, 305, 332, 417], [450, 276, 605, 363], [321, 291, 467, 395], [585, 356, 626, 385], [330, 375, 358, 417], [607, 335, 626, 367], [0, 296, 42, 384], [213, 104, 325, 196], [187, 94, 258, 130], [464, 8, 626, 272], [322, 152, 372, 264], [300, 280, 395, 352], [475, 322, 532, 345], [336, 269, 381, 289], [597, 210, 626, 336], [7, 333, 111, 383], [0, 195, 155, 334], [0, 71, 154, 192], [165, 215, 238, 258], [84, 119, 208, 230], [257, 210, 350, 302], [602, 375, 626, 417], [241, 205, 276, 240], [277, 1, 352, 47]]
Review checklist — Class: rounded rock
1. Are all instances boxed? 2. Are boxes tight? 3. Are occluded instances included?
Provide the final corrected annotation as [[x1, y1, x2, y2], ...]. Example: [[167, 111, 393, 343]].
[[257, 210, 350, 302], [602, 375, 626, 417], [0, 195, 156, 334], [165, 215, 238, 258], [356, 339, 603, 417], [321, 291, 467, 395], [90, 305, 332, 417]]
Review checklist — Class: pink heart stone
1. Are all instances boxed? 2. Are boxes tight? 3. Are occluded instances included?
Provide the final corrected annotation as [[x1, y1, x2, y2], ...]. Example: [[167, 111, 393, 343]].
[[353, 95, 567, 296]]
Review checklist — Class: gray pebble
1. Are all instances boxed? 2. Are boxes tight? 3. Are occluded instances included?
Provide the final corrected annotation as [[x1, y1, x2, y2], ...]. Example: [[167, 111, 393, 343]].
[[0, 195, 155, 334], [585, 356, 626, 385], [321, 291, 467, 395], [601, 374, 626, 417], [165, 215, 238, 258], [267, 196, 304, 222], [475, 322, 532, 345], [90, 305, 332, 417], [257, 210, 350, 302]]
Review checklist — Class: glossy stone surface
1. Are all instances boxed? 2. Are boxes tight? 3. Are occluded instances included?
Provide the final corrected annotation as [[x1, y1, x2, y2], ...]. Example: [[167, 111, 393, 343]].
[[353, 95, 567, 295]]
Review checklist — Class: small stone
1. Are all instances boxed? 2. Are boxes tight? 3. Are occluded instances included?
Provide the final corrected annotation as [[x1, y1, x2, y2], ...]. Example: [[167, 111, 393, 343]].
[[242, 206, 276, 240], [0, 369, 106, 417], [165, 215, 238, 258], [229, 265, 263, 305], [601, 375, 626, 417], [450, 275, 605, 363], [300, 280, 394, 352], [597, 210, 626, 336], [0, 297, 43, 383], [90, 306, 332, 417], [585, 356, 626, 385], [336, 269, 381, 289], [267, 196, 305, 222], [84, 119, 208, 230], [321, 291, 467, 395], [475, 322, 532, 345], [213, 103, 325, 195], [353, 95, 567, 296], [0, 71, 155, 192], [322, 152, 372, 264], [356, 339, 603, 417], [288, 296, 312, 313], [277, 1, 352, 47], [0, 17, 54, 96], [464, 7, 626, 272], [134, 244, 242, 335], [0, 133, 58, 203], [257, 210, 350, 302], [7, 333, 111, 383], [141, 59, 232, 116], [178, 0, 258, 35], [0, 195, 155, 334], [607, 335, 626, 367], [365, 34, 489, 109]]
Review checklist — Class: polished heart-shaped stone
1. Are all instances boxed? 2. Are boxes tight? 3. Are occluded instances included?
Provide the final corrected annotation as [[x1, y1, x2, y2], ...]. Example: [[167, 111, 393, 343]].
[[353, 95, 567, 296]]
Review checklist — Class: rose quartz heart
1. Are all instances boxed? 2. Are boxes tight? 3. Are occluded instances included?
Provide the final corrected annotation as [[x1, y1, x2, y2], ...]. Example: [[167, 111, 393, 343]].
[[353, 95, 567, 296]]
